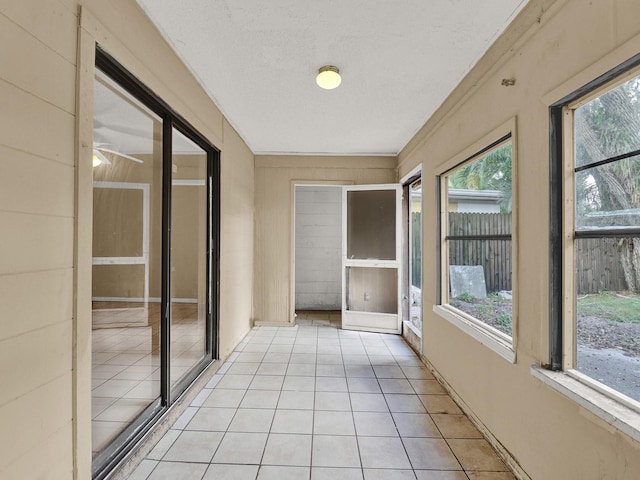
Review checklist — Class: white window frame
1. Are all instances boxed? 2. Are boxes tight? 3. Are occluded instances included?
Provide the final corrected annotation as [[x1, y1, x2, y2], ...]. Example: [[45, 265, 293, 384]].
[[433, 119, 517, 363]]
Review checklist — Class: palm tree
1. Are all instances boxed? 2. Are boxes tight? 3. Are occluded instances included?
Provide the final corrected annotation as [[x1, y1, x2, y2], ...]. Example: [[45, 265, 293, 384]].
[[448, 143, 512, 213]]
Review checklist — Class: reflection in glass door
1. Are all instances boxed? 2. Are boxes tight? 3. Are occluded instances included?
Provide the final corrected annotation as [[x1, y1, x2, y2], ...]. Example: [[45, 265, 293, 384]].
[[91, 48, 219, 478], [170, 128, 209, 391], [91, 69, 162, 459]]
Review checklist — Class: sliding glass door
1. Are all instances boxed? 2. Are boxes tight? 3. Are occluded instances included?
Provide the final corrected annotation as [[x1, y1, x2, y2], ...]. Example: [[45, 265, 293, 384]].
[[91, 48, 219, 478]]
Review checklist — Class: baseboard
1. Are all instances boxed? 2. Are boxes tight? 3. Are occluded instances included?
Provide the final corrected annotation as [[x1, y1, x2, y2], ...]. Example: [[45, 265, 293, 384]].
[[420, 355, 532, 480], [253, 320, 295, 327]]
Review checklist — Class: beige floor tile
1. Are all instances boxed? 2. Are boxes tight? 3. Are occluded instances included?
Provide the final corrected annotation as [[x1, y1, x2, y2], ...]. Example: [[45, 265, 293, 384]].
[[373, 365, 406, 378], [147, 461, 208, 480], [363, 469, 417, 480], [466, 472, 516, 480], [256, 363, 288, 375], [290, 353, 317, 364], [212, 432, 268, 464], [315, 392, 351, 411], [262, 433, 312, 466], [392, 412, 441, 438], [240, 390, 280, 409], [419, 395, 462, 415], [203, 389, 245, 408], [257, 466, 310, 480], [414, 470, 467, 480], [203, 463, 259, 480], [347, 377, 382, 393], [400, 366, 434, 380], [316, 376, 348, 392], [385, 394, 427, 413], [287, 363, 317, 376], [283, 375, 316, 391], [127, 459, 158, 480], [228, 408, 275, 433], [236, 352, 266, 363], [316, 364, 346, 376], [262, 353, 291, 363], [314, 410, 356, 435], [249, 375, 284, 390], [217, 374, 254, 390], [344, 365, 376, 377], [227, 362, 260, 375], [379, 378, 415, 394], [447, 439, 508, 472], [277, 391, 315, 410], [350, 393, 389, 412], [317, 354, 344, 365], [409, 379, 446, 395], [353, 411, 398, 436], [312, 435, 361, 467], [431, 414, 483, 439], [147, 429, 180, 460], [311, 467, 363, 480], [402, 438, 462, 470], [267, 344, 293, 354], [358, 436, 412, 469], [185, 407, 236, 431], [271, 409, 314, 434], [163, 430, 223, 462]]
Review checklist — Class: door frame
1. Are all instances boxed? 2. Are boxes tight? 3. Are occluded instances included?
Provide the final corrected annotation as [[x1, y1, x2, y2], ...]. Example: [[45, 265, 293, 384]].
[[341, 183, 403, 334], [289, 181, 352, 325], [400, 165, 423, 342]]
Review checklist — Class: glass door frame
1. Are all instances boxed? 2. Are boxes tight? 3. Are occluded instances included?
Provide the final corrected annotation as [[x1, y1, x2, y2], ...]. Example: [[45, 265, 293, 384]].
[[341, 184, 403, 334], [92, 46, 220, 479]]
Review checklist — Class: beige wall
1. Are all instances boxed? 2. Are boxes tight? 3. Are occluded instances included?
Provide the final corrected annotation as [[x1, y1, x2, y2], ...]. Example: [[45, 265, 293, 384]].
[[0, 1, 254, 478], [220, 119, 255, 359], [398, 0, 640, 478], [253, 155, 396, 325]]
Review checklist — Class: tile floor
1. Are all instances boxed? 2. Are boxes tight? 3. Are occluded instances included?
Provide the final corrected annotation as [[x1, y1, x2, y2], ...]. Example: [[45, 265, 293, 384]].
[[92, 302, 206, 456], [127, 312, 515, 480]]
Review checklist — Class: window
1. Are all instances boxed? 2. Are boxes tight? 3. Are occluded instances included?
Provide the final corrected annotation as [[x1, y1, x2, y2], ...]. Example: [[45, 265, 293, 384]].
[[435, 135, 514, 359], [551, 64, 640, 408]]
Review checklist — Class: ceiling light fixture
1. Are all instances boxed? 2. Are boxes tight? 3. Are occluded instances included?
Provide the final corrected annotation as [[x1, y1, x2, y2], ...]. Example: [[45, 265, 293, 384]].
[[92, 149, 110, 167], [316, 65, 341, 90]]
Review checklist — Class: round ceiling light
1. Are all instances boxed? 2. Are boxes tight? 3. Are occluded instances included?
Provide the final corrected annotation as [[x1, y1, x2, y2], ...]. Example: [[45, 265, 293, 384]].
[[316, 65, 341, 90]]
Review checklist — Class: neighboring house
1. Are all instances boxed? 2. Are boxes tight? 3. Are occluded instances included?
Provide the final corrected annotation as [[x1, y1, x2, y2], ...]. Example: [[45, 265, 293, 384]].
[[447, 189, 504, 213]]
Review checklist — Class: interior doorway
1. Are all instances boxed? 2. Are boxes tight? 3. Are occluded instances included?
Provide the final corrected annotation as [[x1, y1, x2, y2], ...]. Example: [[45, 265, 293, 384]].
[[293, 185, 343, 322]]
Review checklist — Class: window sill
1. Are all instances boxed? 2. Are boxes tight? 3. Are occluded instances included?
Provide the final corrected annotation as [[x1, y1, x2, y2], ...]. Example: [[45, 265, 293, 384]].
[[433, 305, 515, 363], [531, 365, 640, 443]]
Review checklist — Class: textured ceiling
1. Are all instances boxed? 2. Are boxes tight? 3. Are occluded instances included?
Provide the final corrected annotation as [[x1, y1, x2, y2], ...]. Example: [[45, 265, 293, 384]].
[[136, 0, 528, 156]]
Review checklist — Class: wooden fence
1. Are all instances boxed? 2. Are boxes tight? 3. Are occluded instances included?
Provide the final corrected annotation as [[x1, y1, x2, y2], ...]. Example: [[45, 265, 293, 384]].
[[574, 238, 628, 293], [448, 212, 512, 293], [446, 213, 629, 294]]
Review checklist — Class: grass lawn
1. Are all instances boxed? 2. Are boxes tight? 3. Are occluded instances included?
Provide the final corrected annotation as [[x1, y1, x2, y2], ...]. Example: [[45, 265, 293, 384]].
[[576, 291, 640, 324]]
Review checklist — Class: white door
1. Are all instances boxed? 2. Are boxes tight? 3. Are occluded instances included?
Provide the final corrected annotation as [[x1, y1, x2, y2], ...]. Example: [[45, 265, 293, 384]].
[[342, 184, 402, 334]]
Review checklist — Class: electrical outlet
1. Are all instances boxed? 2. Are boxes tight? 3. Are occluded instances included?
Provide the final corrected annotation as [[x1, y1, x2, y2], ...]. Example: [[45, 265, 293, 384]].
[[364, 292, 370, 301]]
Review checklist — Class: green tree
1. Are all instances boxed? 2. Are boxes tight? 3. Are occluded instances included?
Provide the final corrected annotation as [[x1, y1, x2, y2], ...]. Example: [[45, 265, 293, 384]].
[[448, 143, 512, 213], [575, 75, 640, 291]]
